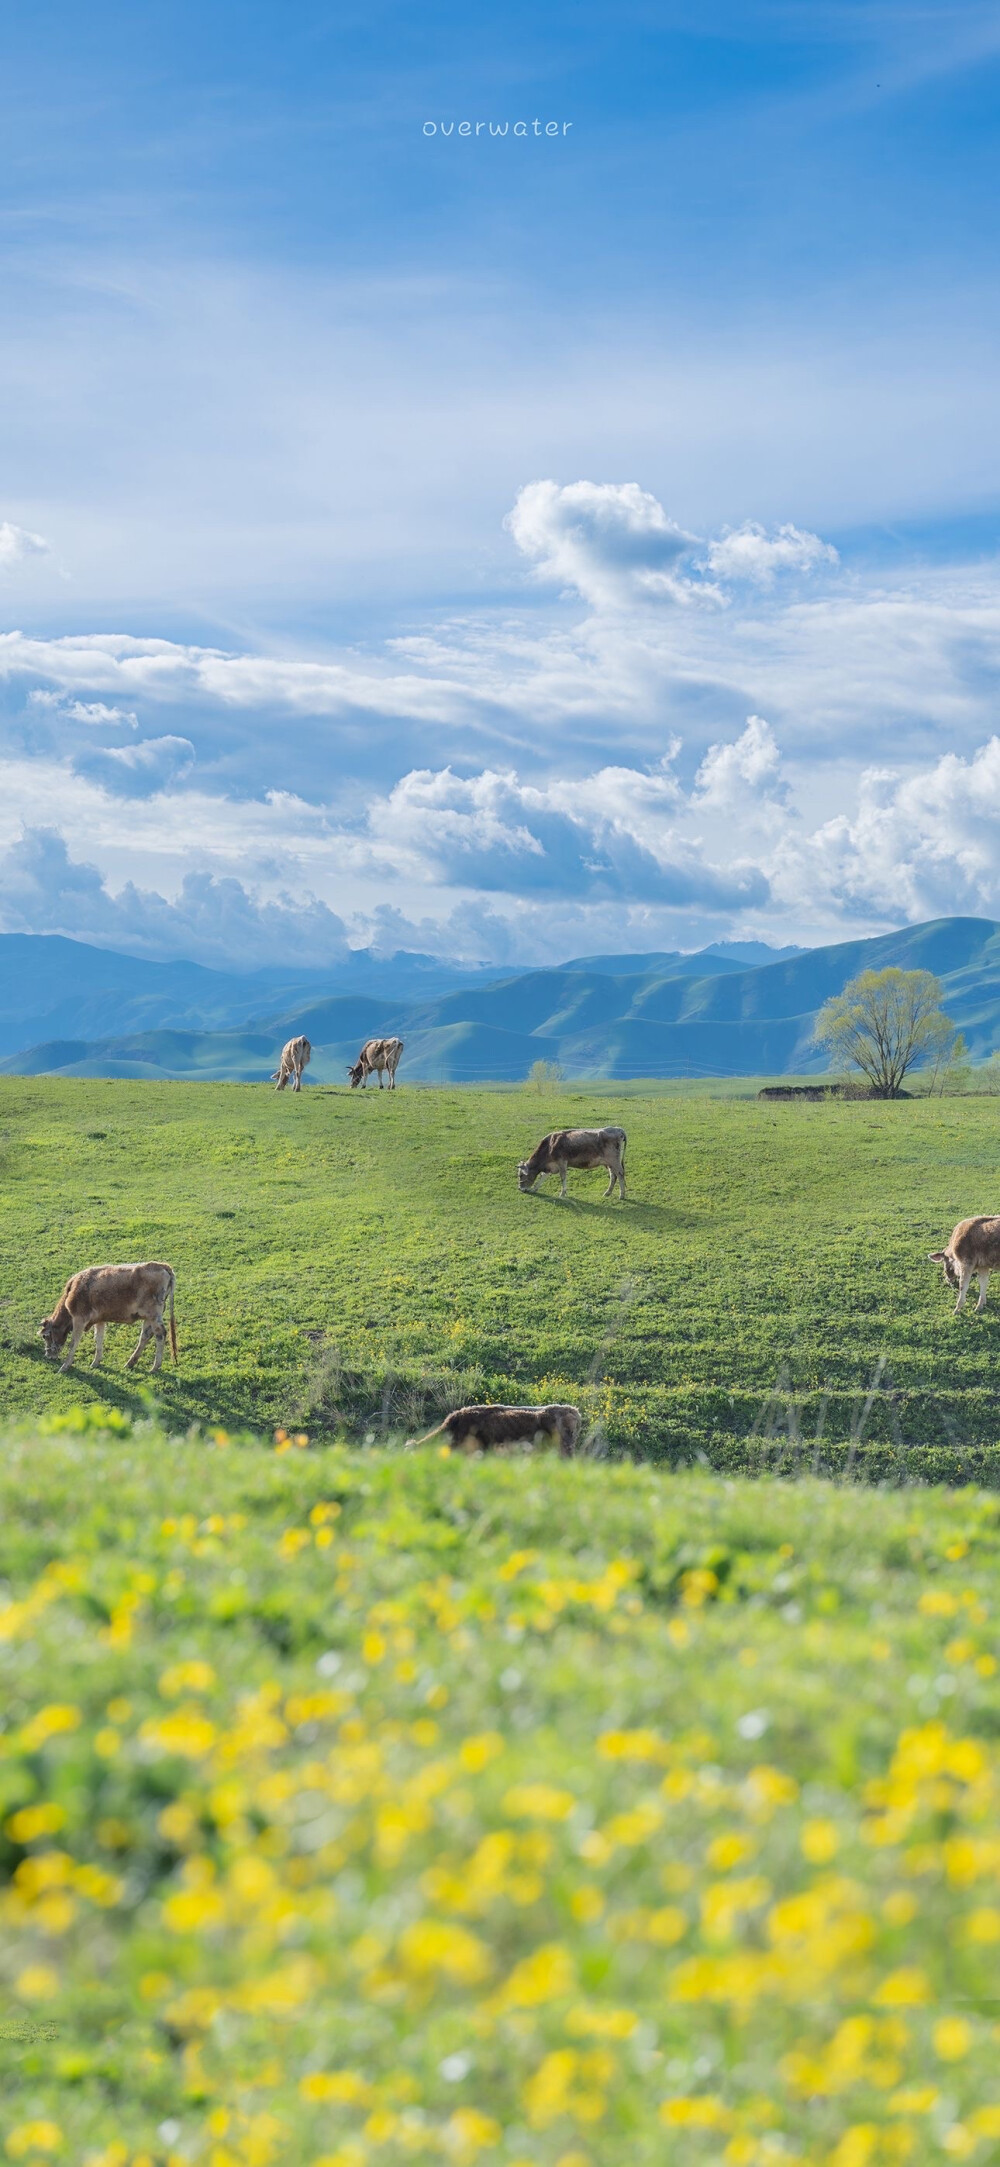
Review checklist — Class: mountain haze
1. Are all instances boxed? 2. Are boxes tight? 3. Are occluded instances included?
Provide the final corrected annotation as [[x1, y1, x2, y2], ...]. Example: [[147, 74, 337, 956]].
[[1, 921, 998, 1082]]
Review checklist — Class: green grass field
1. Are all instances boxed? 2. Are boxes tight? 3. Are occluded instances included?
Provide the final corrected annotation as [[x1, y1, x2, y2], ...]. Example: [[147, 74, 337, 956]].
[[2, 1077, 1000, 1472], [2, 1426, 1000, 2163]]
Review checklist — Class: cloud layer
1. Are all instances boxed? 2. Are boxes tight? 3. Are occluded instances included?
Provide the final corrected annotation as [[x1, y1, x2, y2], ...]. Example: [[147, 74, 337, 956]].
[[0, 475, 998, 967]]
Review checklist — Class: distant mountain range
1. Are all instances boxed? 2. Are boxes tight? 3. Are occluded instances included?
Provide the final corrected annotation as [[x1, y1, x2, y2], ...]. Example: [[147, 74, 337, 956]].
[[0, 920, 997, 1081]]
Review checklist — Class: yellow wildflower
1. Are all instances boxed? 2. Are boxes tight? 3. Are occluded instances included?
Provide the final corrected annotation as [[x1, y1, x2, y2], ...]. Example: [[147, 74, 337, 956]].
[[18, 1704, 81, 1752], [15, 1966, 58, 2001], [5, 2126, 63, 2158], [494, 1942, 574, 2008], [659, 2097, 731, 2127], [503, 1782, 575, 1820], [801, 1819, 839, 1863], [397, 1918, 492, 1985], [300, 2072, 372, 2104], [159, 1660, 216, 1697], [933, 2017, 972, 2060], [873, 1968, 930, 2007], [969, 2108, 1000, 2138], [523, 2050, 577, 2128], [708, 1831, 757, 1871], [443, 2109, 502, 2160], [459, 1732, 504, 1772], [5, 1801, 66, 1842]]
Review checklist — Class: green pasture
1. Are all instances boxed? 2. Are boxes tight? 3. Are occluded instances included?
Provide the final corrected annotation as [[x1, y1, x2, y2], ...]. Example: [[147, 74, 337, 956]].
[[2, 1077, 1000, 1470], [2, 1426, 1000, 2161]]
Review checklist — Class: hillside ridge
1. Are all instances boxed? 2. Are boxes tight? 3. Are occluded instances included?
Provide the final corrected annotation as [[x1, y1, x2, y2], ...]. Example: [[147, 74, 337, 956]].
[[2, 917, 998, 1080]]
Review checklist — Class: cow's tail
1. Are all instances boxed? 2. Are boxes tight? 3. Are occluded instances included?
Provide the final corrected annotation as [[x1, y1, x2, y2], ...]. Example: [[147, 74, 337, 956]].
[[168, 1275, 179, 1365], [404, 1418, 448, 1451]]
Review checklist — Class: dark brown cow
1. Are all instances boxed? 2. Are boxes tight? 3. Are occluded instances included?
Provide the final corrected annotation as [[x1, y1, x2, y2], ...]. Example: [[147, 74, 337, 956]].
[[406, 1403, 581, 1456], [929, 1216, 1000, 1314], [272, 1035, 311, 1092], [39, 1263, 178, 1374], [348, 1037, 404, 1090], [518, 1126, 627, 1200]]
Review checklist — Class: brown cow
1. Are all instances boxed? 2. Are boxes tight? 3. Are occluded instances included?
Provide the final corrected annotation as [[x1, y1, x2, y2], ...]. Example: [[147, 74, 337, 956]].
[[518, 1126, 627, 1200], [348, 1037, 403, 1090], [928, 1216, 1000, 1314], [406, 1403, 581, 1456], [272, 1035, 311, 1092], [39, 1263, 178, 1374]]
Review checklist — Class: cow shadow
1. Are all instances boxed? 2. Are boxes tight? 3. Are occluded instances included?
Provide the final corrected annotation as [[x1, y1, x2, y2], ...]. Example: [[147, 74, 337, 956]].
[[524, 1192, 694, 1226], [15, 1339, 255, 1432]]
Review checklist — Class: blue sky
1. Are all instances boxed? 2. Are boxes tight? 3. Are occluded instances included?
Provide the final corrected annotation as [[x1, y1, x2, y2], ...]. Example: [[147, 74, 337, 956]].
[[2, 1, 1000, 966]]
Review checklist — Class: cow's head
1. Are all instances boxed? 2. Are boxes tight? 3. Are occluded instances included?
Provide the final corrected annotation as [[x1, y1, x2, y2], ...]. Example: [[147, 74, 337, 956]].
[[928, 1249, 960, 1291], [517, 1161, 536, 1191], [39, 1312, 71, 1358], [347, 1061, 364, 1089]]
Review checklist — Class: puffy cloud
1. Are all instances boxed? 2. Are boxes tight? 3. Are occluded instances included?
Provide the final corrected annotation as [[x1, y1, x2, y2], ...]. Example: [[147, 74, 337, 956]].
[[361, 758, 768, 909], [693, 715, 786, 810], [775, 735, 1000, 926], [0, 828, 351, 969], [704, 521, 838, 586], [505, 484, 838, 612], [505, 479, 717, 609], [29, 692, 138, 728], [72, 734, 196, 797], [0, 521, 49, 570]]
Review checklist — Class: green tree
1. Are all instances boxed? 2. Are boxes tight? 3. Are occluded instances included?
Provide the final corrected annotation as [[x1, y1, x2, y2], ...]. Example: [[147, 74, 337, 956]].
[[813, 967, 953, 1099], [939, 1031, 972, 1096], [525, 1059, 564, 1092]]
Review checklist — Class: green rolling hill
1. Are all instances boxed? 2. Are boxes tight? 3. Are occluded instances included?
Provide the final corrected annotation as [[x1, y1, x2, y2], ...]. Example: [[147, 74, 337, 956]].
[[3, 917, 1000, 1080]]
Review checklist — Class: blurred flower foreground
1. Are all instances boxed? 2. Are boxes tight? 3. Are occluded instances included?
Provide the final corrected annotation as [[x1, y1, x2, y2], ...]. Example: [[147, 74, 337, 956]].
[[2, 1412, 1000, 2166]]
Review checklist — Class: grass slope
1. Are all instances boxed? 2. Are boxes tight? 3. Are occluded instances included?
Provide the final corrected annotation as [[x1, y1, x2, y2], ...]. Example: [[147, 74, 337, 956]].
[[3, 1080, 1000, 1470], [1, 1426, 1000, 2160]]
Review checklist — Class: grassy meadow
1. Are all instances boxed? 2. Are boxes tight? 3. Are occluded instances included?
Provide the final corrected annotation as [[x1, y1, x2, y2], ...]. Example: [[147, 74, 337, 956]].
[[2, 1076, 1000, 1471], [3, 1428, 1000, 2162]]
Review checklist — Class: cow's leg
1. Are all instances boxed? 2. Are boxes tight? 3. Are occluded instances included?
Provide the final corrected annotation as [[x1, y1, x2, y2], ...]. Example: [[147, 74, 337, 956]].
[[604, 1166, 616, 1196], [91, 1322, 106, 1369], [618, 1162, 626, 1199], [58, 1319, 86, 1373], [977, 1271, 991, 1313], [151, 1319, 167, 1373], [955, 1265, 975, 1314], [559, 1163, 569, 1197], [378, 1070, 384, 1088], [125, 1321, 154, 1369]]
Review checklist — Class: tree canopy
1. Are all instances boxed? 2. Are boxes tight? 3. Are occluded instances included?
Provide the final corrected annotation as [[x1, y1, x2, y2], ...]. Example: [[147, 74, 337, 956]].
[[812, 967, 954, 1098]]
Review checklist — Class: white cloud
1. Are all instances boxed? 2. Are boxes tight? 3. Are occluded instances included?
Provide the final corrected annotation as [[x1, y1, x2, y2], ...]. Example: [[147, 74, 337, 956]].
[[29, 691, 138, 727], [774, 735, 1000, 926], [359, 757, 767, 909], [72, 735, 196, 797], [0, 521, 49, 570], [693, 715, 786, 809], [505, 479, 719, 609], [0, 828, 351, 970], [704, 521, 839, 586]]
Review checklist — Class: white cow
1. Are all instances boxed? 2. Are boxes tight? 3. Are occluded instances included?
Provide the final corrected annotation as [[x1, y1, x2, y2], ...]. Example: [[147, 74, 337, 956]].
[[273, 1036, 311, 1092]]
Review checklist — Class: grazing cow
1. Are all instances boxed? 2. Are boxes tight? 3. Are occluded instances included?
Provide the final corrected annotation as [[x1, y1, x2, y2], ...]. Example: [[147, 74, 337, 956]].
[[406, 1402, 581, 1457], [518, 1126, 627, 1200], [272, 1036, 311, 1092], [39, 1263, 178, 1374], [929, 1216, 1000, 1314], [347, 1037, 404, 1090]]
